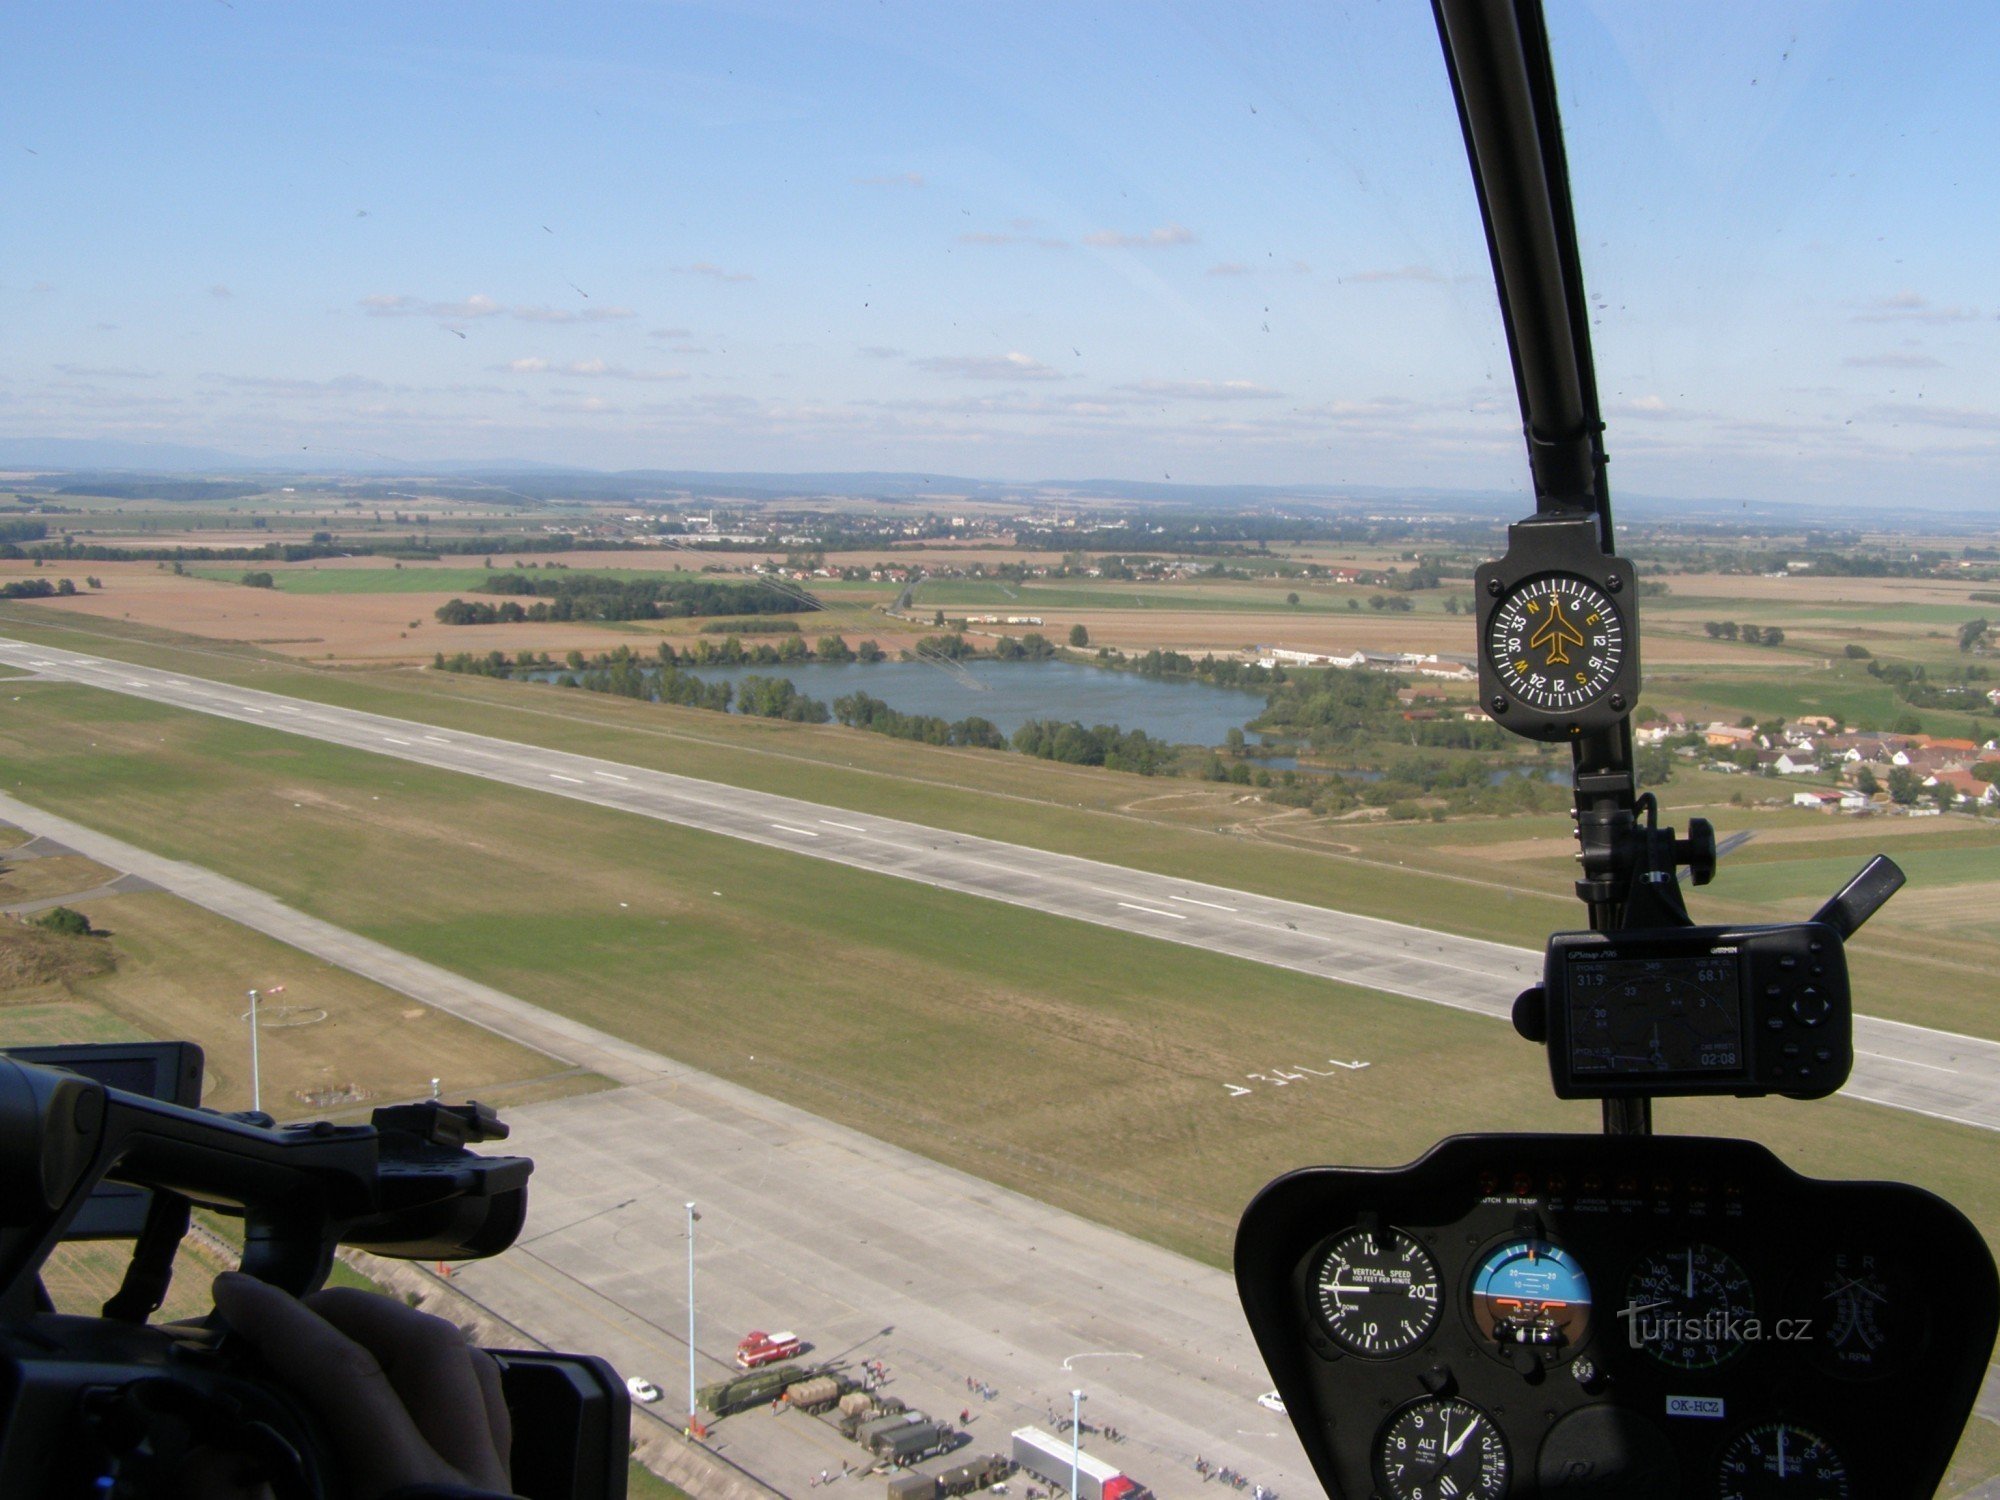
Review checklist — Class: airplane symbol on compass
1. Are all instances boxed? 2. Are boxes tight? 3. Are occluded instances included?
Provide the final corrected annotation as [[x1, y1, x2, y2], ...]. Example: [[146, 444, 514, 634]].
[[1529, 600, 1587, 666]]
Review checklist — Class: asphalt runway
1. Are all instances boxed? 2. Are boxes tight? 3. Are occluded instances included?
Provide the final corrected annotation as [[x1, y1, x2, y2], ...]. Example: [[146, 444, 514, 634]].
[[4, 635, 1996, 1134]]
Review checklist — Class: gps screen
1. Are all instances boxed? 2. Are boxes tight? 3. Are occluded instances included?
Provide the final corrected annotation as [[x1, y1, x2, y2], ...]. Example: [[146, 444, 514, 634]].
[[1565, 953, 1746, 1076]]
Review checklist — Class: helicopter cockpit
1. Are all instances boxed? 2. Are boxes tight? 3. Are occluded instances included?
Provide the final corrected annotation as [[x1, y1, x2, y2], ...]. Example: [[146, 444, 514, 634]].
[[1232, 4, 2000, 1495]]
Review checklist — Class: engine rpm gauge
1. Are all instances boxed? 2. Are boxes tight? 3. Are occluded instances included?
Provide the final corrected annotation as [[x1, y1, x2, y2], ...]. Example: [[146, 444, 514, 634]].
[[1308, 1226, 1442, 1357], [1715, 1423, 1849, 1499], [1373, 1397, 1510, 1500], [1469, 1237, 1591, 1353], [1796, 1250, 1917, 1380], [1623, 1243, 1757, 1370], [1486, 574, 1626, 715]]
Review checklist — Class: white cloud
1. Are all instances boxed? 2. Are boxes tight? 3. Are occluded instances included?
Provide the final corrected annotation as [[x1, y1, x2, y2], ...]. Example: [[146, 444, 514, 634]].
[[1119, 379, 1283, 401], [1082, 224, 1196, 249], [1844, 351, 1944, 369], [956, 230, 1068, 249], [914, 352, 1063, 381], [1855, 292, 1978, 323], [362, 293, 633, 323], [505, 357, 687, 382], [674, 261, 755, 283], [1343, 265, 1446, 284]]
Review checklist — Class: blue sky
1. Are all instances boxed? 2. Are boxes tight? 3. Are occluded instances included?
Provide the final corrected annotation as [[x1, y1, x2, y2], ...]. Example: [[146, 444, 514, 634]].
[[4, 2, 1999, 510]]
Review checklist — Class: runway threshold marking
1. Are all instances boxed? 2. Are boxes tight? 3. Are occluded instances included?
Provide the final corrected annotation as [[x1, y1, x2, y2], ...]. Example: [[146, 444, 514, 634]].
[[1170, 895, 1237, 912], [1117, 901, 1186, 920], [770, 823, 820, 838]]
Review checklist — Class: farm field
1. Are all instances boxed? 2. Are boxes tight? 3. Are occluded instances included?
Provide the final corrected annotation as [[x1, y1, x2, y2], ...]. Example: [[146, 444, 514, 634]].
[[2, 607, 1994, 1040], [0, 866, 603, 1119], [0, 676, 1996, 1275]]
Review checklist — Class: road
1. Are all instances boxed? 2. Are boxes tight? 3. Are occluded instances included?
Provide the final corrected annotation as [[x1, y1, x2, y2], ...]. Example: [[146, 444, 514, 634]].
[[0, 792, 1313, 1500], [3, 635, 1996, 1134]]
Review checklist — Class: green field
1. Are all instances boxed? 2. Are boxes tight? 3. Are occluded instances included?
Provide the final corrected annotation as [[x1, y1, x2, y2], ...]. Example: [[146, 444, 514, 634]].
[[3, 678, 2000, 1281]]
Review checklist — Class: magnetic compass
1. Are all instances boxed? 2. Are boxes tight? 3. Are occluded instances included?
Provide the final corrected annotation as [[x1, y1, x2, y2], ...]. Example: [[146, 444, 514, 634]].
[[1474, 515, 1642, 738]]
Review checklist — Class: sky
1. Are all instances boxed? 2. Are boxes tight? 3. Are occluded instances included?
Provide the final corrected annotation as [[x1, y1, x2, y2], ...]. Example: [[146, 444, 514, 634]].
[[4, 1, 2000, 511]]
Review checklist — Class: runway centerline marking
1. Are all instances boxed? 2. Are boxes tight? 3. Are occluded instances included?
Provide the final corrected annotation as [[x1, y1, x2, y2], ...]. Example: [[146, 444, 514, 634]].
[[1118, 901, 1186, 920], [594, 771, 630, 781], [771, 823, 820, 838], [423, 734, 451, 743], [1856, 1048, 1960, 1075], [1171, 895, 1238, 912], [383, 736, 411, 745], [820, 821, 867, 832], [549, 773, 585, 784]]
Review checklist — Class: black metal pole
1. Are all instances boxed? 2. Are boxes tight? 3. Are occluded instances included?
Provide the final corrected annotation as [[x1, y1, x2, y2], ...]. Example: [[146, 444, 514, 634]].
[[1433, 0, 1646, 1132]]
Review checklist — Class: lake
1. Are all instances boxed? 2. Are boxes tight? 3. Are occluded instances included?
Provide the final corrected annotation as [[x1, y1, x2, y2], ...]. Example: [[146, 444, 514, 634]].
[[677, 659, 1271, 745]]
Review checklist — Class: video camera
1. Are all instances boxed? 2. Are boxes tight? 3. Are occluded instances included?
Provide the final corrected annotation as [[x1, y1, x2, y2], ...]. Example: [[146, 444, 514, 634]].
[[0, 1042, 628, 1499]]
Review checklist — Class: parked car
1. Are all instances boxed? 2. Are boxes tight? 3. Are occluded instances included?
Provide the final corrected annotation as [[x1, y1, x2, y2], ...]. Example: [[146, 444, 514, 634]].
[[627, 1376, 664, 1404], [1256, 1391, 1286, 1416]]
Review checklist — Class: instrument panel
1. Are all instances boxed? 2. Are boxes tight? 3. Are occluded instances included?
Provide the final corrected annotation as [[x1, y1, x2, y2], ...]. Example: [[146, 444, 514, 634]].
[[1235, 1135, 1997, 1498]]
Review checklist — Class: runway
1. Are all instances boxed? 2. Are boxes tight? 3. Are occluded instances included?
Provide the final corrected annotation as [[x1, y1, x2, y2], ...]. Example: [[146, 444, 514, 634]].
[[3, 634, 1998, 1134]]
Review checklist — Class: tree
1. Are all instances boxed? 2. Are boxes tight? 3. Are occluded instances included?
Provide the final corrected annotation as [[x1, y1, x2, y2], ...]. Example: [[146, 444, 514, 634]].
[[1887, 765, 1923, 805], [1444, 596, 1461, 615], [1347, 598, 1360, 611], [1762, 626, 1785, 647], [1855, 765, 1880, 796], [239, 571, 274, 589], [932, 609, 946, 627], [1891, 712, 1924, 736], [1974, 761, 2000, 786], [1635, 745, 1674, 787], [1068, 623, 1089, 648], [55, 577, 77, 595], [1929, 780, 1959, 812], [35, 906, 93, 938], [1960, 618, 1992, 652], [1844, 643, 1873, 659], [1225, 727, 1246, 757], [1286, 592, 1300, 607]]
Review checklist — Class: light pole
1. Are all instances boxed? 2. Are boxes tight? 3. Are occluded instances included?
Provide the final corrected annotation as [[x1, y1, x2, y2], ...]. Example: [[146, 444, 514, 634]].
[[245, 988, 262, 1113], [686, 1202, 700, 1435], [1070, 1388, 1085, 1500]]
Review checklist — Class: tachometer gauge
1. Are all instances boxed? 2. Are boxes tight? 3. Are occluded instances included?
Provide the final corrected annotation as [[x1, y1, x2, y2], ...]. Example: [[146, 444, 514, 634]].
[[1622, 1243, 1756, 1370], [1715, 1423, 1849, 1499], [1486, 574, 1626, 715], [1799, 1250, 1915, 1380], [1308, 1225, 1442, 1357], [1469, 1237, 1591, 1352], [1373, 1397, 1510, 1500]]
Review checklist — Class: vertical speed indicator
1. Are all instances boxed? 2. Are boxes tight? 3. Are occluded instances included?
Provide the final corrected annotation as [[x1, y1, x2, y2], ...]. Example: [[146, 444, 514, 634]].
[[1310, 1226, 1443, 1357], [1486, 573, 1626, 715]]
